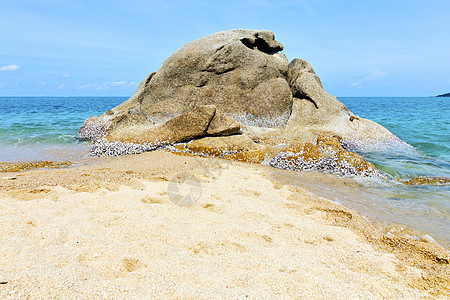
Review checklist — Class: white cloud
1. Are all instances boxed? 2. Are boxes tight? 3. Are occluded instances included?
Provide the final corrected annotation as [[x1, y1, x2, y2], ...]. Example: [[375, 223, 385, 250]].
[[57, 84, 65, 89], [97, 80, 137, 90], [62, 73, 70, 78], [78, 84, 92, 90], [0, 82, 19, 88], [351, 69, 387, 88], [78, 80, 137, 90], [0, 64, 20, 72]]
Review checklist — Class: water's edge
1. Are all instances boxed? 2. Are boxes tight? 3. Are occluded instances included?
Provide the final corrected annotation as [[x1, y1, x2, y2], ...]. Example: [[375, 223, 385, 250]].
[[269, 167, 449, 250]]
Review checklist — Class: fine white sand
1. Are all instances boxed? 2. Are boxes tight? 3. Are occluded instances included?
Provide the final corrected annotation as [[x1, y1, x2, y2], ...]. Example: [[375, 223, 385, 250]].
[[0, 151, 448, 298]]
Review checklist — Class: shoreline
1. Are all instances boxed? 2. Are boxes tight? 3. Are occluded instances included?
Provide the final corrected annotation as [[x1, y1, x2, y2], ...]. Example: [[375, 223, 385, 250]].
[[268, 166, 450, 250], [0, 150, 448, 297], [2, 145, 449, 249]]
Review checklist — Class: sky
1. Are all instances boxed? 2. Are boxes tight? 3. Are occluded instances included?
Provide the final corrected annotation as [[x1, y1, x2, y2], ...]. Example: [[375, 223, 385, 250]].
[[1, 0, 449, 97]]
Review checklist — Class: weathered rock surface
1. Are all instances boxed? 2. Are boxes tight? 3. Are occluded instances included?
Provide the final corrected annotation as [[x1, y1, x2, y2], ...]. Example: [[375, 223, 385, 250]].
[[169, 134, 268, 164], [206, 113, 241, 136], [270, 134, 383, 177], [142, 29, 291, 126], [90, 105, 241, 150], [106, 105, 216, 144], [284, 59, 403, 148], [79, 29, 409, 178]]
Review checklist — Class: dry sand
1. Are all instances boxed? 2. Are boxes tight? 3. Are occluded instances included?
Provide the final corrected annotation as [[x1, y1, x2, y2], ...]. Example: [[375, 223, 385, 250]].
[[0, 150, 448, 298]]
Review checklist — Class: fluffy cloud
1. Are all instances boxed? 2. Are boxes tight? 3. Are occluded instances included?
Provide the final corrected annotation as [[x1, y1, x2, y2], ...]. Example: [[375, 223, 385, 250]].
[[78, 80, 137, 90], [0, 64, 20, 72], [62, 73, 70, 78], [351, 69, 387, 88]]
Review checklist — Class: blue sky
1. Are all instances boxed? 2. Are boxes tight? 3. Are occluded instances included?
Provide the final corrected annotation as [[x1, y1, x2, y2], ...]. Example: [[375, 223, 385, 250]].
[[1, 0, 449, 97]]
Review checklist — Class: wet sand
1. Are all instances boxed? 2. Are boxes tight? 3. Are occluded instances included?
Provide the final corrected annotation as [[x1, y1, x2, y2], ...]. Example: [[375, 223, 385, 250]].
[[270, 168, 450, 250], [0, 150, 448, 298]]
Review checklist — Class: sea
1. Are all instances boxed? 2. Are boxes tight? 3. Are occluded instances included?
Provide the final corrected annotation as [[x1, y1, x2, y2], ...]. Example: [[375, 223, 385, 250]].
[[0, 96, 449, 248]]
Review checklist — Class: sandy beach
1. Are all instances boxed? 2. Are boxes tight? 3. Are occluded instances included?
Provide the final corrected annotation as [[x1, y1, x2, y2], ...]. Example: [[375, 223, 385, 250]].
[[0, 150, 448, 298]]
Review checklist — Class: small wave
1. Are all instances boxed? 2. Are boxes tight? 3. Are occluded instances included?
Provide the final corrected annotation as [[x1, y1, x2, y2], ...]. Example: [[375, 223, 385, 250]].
[[5, 133, 87, 147], [413, 142, 450, 159], [350, 142, 450, 181]]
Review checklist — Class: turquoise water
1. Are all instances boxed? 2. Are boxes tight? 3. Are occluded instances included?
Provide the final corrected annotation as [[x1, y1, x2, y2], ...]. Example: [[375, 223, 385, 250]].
[[0, 97, 126, 161], [339, 97, 450, 180], [338, 97, 449, 247], [0, 96, 449, 247]]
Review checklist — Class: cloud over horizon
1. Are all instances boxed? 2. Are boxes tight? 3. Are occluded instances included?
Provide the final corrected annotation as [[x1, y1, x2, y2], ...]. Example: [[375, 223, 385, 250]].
[[0, 64, 20, 72], [350, 69, 387, 89], [78, 80, 137, 90]]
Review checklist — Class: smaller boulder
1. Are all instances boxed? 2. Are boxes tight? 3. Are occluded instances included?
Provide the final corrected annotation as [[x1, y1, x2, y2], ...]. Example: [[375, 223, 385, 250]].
[[206, 113, 241, 136], [106, 105, 217, 145]]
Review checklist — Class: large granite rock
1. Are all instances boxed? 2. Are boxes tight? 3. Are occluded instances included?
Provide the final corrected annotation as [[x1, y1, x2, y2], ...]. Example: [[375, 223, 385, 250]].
[[79, 29, 409, 177]]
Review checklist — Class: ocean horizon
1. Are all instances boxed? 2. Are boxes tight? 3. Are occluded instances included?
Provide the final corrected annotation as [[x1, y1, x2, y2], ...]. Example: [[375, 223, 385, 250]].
[[0, 96, 449, 248]]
